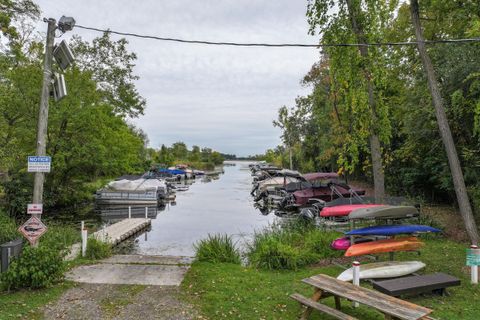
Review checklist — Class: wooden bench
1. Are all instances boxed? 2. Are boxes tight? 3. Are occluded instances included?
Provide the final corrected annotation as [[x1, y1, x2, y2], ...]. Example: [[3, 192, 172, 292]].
[[292, 274, 433, 320], [372, 273, 460, 297]]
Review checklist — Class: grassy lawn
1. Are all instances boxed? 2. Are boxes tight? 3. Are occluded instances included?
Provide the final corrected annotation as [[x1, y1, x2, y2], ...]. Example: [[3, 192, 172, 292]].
[[0, 282, 74, 320], [182, 238, 480, 319]]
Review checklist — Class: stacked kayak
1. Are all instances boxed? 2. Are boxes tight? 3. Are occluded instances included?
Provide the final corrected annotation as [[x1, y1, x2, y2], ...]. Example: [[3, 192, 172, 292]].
[[349, 205, 419, 220], [337, 261, 426, 281], [331, 225, 440, 251], [346, 224, 440, 236], [320, 204, 419, 220], [345, 236, 424, 257], [320, 204, 384, 217]]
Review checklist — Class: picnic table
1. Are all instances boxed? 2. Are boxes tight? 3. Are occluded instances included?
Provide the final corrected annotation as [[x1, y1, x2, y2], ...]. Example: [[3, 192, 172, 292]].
[[291, 274, 433, 320]]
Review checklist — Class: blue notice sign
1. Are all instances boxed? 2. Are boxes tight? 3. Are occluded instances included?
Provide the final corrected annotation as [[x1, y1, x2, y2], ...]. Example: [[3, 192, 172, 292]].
[[27, 156, 51, 173]]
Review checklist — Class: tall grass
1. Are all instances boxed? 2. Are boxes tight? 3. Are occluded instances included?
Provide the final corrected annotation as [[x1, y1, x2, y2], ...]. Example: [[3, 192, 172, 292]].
[[194, 234, 241, 264], [246, 218, 342, 270]]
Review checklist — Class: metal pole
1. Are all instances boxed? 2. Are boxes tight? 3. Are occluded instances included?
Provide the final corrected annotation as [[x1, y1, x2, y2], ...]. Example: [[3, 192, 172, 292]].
[[352, 261, 360, 308], [32, 18, 56, 246], [472, 245, 478, 284], [128, 206, 131, 219]]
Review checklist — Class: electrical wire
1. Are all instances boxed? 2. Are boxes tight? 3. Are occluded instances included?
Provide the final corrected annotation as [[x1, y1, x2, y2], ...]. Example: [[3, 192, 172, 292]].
[[74, 24, 480, 48]]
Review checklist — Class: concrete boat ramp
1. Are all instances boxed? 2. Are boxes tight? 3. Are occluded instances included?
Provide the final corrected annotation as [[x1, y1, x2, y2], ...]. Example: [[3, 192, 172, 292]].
[[67, 255, 193, 286]]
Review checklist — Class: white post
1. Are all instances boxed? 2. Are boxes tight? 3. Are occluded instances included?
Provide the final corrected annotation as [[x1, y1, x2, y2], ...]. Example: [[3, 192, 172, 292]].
[[145, 206, 148, 219], [81, 226, 87, 257], [471, 245, 478, 284], [352, 261, 360, 308], [128, 206, 131, 219]]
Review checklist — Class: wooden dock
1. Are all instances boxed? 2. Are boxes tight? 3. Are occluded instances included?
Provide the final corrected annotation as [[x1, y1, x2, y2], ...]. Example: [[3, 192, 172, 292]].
[[93, 218, 151, 245]]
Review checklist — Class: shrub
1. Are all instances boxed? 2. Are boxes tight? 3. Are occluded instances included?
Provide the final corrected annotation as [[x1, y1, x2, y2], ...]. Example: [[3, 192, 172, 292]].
[[0, 246, 65, 291], [85, 238, 112, 260], [246, 219, 342, 270], [194, 234, 241, 264], [0, 211, 19, 244]]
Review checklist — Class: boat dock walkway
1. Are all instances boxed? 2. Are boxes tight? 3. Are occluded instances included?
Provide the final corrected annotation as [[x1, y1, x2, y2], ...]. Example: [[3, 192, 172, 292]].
[[92, 218, 151, 245]]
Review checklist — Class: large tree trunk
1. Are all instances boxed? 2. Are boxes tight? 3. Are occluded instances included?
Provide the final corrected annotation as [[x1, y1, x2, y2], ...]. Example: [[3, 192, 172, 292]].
[[410, 0, 479, 245], [346, 0, 385, 202]]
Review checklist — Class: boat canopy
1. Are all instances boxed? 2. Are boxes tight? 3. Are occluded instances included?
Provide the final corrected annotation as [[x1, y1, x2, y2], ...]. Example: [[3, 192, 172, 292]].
[[303, 172, 339, 181]]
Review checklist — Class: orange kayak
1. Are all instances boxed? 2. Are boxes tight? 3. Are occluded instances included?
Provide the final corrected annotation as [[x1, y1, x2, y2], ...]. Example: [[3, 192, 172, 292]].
[[344, 237, 424, 257]]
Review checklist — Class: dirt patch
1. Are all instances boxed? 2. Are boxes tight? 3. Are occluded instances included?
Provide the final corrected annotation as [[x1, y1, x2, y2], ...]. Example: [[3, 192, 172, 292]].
[[42, 283, 198, 320], [421, 205, 469, 242]]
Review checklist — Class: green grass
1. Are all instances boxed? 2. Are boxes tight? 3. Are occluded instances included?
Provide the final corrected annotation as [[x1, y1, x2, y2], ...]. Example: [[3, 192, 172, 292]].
[[0, 282, 74, 320], [246, 220, 342, 270], [183, 238, 480, 319], [194, 234, 241, 264]]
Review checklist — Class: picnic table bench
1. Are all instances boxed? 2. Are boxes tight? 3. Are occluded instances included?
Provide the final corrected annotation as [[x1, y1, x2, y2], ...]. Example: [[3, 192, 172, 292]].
[[372, 273, 460, 297], [291, 274, 433, 320]]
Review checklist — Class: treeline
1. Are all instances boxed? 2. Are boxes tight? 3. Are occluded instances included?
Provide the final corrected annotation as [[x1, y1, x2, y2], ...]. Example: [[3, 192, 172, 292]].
[[0, 2, 149, 216], [154, 142, 224, 171], [269, 1, 480, 207]]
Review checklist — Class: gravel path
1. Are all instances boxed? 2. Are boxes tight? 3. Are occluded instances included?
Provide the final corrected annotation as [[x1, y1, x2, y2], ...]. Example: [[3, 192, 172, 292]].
[[42, 283, 199, 320]]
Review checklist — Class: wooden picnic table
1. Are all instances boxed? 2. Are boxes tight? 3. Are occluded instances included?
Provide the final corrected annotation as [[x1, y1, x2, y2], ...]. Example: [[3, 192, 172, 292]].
[[292, 274, 433, 320]]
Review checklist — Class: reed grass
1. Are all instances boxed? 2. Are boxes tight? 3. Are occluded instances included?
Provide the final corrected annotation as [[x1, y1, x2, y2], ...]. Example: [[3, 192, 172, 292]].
[[194, 234, 241, 264]]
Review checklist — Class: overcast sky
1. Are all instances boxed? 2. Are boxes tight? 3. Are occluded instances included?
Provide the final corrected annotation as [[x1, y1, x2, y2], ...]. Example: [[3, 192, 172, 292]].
[[35, 1, 320, 156]]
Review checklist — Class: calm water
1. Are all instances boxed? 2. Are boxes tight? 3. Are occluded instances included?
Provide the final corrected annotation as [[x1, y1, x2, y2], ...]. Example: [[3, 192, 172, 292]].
[[124, 161, 276, 257]]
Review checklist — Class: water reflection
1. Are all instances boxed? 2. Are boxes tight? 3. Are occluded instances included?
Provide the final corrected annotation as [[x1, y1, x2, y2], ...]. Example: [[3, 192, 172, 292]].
[[130, 161, 277, 257], [98, 205, 164, 222]]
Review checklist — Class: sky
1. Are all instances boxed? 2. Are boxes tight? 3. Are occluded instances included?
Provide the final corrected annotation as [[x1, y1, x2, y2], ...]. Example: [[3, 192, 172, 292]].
[[34, 1, 320, 156]]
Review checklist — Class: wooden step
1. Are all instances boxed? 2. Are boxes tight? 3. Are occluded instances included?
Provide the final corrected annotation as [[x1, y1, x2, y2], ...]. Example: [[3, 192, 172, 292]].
[[290, 293, 358, 320]]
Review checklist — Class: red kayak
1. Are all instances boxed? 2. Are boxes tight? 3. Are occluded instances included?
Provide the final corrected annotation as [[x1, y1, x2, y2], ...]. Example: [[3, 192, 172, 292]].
[[320, 204, 384, 217]]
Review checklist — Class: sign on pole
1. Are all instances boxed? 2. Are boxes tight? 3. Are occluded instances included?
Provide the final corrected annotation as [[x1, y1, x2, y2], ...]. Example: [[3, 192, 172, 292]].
[[18, 216, 47, 245], [27, 156, 51, 173], [467, 248, 480, 266], [27, 203, 43, 215]]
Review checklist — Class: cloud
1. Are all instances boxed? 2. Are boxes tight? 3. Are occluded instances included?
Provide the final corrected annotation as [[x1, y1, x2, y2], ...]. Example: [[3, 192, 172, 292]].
[[35, 0, 319, 156]]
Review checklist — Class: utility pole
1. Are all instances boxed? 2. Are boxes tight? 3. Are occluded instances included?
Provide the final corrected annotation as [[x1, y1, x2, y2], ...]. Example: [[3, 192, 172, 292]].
[[31, 18, 56, 245], [410, 0, 479, 245]]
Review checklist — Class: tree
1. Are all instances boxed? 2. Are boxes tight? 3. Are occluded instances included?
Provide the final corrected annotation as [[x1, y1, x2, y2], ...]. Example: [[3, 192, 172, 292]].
[[306, 0, 398, 201], [273, 106, 301, 170], [410, 0, 479, 244], [71, 33, 146, 118]]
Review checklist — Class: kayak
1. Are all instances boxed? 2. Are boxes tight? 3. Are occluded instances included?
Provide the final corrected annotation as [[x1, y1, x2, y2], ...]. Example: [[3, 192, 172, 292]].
[[330, 236, 375, 250], [320, 204, 385, 217], [349, 205, 418, 220], [337, 261, 426, 281], [346, 225, 441, 236], [344, 237, 424, 257]]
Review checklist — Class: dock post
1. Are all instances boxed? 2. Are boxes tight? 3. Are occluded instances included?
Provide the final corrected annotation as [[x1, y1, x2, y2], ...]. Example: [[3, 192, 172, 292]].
[[145, 207, 148, 219], [128, 206, 131, 219], [471, 245, 478, 284], [352, 261, 360, 308], [81, 221, 87, 257]]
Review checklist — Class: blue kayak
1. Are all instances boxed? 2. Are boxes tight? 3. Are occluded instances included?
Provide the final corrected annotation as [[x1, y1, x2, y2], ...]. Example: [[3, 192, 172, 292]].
[[346, 225, 441, 236]]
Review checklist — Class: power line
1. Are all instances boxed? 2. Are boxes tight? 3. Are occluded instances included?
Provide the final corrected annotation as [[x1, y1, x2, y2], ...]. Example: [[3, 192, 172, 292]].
[[74, 24, 480, 48]]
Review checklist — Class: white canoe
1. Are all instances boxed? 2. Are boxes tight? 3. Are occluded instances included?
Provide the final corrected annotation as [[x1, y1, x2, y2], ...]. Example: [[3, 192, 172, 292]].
[[337, 261, 425, 282], [349, 205, 418, 220]]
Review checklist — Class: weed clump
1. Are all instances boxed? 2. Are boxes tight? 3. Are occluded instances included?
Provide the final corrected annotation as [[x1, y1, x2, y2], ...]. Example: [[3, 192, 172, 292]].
[[85, 238, 112, 260], [194, 234, 241, 264], [246, 219, 341, 270]]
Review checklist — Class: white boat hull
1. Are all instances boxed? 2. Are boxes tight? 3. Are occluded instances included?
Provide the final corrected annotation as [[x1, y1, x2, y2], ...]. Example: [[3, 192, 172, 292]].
[[337, 261, 426, 282]]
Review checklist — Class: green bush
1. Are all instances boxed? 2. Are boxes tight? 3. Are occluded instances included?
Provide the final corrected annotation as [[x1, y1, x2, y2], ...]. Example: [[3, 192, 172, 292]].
[[0, 246, 65, 291], [0, 211, 19, 244], [85, 238, 112, 260], [246, 219, 342, 270], [42, 223, 81, 252], [194, 234, 241, 264]]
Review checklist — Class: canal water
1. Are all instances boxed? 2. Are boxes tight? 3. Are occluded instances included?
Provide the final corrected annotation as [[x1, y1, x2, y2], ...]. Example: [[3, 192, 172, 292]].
[[113, 161, 276, 257]]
